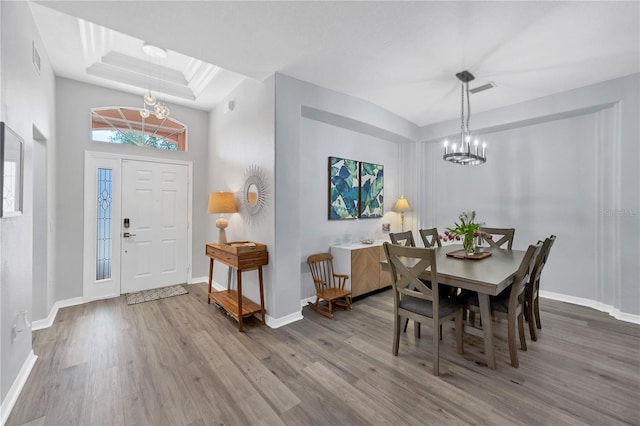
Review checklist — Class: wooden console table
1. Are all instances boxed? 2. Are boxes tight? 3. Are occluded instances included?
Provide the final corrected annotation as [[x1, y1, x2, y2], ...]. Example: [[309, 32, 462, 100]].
[[206, 242, 268, 331]]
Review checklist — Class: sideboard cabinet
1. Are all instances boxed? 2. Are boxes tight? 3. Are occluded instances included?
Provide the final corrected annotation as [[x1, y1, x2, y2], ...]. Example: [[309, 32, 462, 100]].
[[331, 241, 391, 298]]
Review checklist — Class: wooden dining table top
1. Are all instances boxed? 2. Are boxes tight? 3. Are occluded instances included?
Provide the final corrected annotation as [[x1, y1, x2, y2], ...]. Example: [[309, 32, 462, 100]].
[[382, 244, 526, 296]]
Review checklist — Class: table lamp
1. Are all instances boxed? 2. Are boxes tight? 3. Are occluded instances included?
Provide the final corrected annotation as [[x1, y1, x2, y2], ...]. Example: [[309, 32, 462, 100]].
[[208, 192, 238, 244], [392, 196, 412, 231]]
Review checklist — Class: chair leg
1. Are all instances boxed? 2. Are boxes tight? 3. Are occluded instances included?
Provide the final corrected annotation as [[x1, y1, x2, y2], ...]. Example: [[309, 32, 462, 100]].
[[403, 317, 409, 333], [526, 298, 537, 341], [414, 321, 421, 339], [518, 312, 527, 352], [432, 322, 440, 376], [392, 315, 401, 356], [508, 314, 519, 368], [534, 296, 542, 330]]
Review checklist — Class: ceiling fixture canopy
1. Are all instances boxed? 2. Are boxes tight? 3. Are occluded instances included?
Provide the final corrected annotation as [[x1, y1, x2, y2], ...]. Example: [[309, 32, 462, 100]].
[[140, 43, 171, 120], [443, 70, 487, 166]]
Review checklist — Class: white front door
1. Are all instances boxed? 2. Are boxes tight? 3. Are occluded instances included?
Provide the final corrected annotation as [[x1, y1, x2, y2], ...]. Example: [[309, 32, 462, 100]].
[[120, 160, 189, 293]]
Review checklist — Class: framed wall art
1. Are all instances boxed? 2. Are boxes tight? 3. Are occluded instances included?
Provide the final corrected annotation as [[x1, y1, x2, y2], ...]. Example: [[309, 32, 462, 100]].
[[359, 161, 384, 218], [1, 122, 24, 218], [328, 156, 359, 220]]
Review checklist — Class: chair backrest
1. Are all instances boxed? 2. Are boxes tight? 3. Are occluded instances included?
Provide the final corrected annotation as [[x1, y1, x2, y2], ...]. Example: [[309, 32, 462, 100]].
[[419, 228, 442, 248], [383, 242, 439, 306], [480, 227, 515, 249], [389, 231, 416, 247], [307, 253, 337, 291], [508, 242, 542, 310], [530, 235, 556, 290]]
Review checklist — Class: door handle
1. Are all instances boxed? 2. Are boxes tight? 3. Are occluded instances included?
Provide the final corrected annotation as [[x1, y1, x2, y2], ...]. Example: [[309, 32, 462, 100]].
[[123, 232, 136, 238]]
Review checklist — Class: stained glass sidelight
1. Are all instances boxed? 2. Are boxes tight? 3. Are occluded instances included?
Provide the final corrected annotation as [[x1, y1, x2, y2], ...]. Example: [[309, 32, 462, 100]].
[[96, 168, 113, 280]]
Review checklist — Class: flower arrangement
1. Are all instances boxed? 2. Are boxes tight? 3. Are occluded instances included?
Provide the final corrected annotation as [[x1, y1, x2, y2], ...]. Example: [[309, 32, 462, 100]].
[[440, 211, 491, 254]]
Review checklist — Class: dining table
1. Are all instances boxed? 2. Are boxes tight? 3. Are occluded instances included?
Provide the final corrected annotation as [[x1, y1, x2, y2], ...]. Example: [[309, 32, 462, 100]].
[[381, 243, 526, 369]]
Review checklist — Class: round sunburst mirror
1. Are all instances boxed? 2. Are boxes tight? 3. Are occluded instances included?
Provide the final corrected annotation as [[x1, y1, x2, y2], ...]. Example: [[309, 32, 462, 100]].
[[242, 165, 269, 219]]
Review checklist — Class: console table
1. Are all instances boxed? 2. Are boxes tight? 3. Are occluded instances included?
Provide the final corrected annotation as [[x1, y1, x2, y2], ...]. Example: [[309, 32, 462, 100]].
[[206, 242, 268, 331]]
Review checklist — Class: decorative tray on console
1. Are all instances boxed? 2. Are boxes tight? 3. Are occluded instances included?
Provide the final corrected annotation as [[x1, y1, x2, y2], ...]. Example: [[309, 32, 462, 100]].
[[217, 241, 267, 255], [446, 249, 492, 260]]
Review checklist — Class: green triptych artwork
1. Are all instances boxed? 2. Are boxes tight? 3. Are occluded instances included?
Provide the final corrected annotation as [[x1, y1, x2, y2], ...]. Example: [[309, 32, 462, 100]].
[[328, 156, 384, 220]]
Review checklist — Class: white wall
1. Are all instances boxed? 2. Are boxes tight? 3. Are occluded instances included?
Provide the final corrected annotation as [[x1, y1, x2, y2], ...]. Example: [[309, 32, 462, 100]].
[[299, 118, 400, 299], [54, 78, 211, 301], [207, 76, 276, 314], [406, 73, 640, 319], [1, 0, 55, 405]]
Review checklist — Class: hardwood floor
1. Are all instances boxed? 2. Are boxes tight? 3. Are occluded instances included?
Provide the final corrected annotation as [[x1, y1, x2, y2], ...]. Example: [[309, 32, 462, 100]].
[[7, 283, 640, 426]]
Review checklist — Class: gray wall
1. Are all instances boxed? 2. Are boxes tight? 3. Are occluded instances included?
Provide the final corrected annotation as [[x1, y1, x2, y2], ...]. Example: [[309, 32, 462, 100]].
[[298, 117, 401, 300], [405, 73, 640, 318], [1, 0, 56, 404], [55, 78, 211, 301], [207, 76, 276, 315], [274, 74, 419, 319]]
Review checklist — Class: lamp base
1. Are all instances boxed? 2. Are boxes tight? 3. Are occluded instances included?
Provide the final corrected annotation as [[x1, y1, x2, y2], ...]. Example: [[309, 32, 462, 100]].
[[216, 217, 229, 244]]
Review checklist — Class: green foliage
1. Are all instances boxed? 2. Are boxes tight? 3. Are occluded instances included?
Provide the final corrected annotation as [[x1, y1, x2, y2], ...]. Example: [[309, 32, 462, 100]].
[[108, 131, 178, 151]]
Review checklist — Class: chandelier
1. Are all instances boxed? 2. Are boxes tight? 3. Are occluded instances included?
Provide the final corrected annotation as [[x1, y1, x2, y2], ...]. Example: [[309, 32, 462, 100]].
[[443, 70, 486, 165], [140, 43, 171, 120]]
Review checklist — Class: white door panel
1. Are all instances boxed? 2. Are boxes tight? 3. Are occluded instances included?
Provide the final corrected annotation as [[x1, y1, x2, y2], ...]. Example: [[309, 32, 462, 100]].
[[121, 160, 188, 293]]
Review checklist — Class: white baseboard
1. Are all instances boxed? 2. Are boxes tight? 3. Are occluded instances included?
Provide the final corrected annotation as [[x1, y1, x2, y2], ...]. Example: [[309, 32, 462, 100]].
[[32, 297, 84, 331], [540, 291, 640, 324], [300, 296, 315, 307], [266, 310, 304, 328], [190, 276, 208, 284], [1, 350, 37, 426]]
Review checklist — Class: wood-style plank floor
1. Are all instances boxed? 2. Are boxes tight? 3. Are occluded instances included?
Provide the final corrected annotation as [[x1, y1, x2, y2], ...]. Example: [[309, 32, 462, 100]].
[[7, 283, 640, 426]]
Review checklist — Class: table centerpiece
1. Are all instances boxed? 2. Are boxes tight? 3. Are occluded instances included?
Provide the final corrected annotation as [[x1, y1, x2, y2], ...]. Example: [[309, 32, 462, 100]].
[[442, 211, 490, 255]]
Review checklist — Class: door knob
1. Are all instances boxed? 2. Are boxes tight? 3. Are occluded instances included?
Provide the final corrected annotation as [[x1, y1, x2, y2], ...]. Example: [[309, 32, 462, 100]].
[[123, 232, 136, 238]]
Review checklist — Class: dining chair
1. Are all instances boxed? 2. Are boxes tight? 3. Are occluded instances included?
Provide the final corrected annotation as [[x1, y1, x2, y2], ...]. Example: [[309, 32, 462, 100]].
[[464, 241, 542, 367], [479, 227, 515, 249], [383, 242, 464, 376], [525, 235, 556, 341], [389, 231, 416, 247], [419, 228, 442, 248], [390, 231, 421, 334], [306, 253, 352, 318]]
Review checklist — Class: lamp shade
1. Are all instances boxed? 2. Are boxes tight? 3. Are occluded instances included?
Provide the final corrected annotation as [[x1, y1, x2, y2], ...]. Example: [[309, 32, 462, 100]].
[[392, 197, 412, 212], [207, 192, 238, 214]]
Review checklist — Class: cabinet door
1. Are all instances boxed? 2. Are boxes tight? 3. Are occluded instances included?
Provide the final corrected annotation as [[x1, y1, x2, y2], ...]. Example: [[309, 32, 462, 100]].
[[351, 247, 381, 297], [379, 245, 392, 288]]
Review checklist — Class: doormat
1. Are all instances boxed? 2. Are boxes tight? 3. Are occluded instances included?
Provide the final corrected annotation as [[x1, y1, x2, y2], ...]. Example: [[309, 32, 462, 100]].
[[126, 285, 188, 305]]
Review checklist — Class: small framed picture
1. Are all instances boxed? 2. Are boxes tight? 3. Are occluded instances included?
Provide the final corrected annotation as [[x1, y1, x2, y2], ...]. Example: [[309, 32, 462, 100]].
[[1, 122, 24, 218]]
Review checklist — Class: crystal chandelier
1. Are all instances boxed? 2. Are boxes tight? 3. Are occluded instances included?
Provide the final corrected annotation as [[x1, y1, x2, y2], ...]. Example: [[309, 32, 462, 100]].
[[443, 70, 486, 165], [140, 43, 171, 120]]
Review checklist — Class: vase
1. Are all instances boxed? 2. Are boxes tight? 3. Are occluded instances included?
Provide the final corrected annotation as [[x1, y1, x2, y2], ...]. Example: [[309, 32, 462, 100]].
[[463, 233, 476, 255]]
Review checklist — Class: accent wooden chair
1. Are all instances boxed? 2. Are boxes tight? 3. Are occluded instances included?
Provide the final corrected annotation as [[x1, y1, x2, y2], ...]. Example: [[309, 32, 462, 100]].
[[389, 231, 416, 247], [383, 242, 464, 376], [480, 227, 515, 249], [525, 235, 556, 341], [464, 242, 542, 367], [419, 228, 442, 248], [307, 253, 352, 318]]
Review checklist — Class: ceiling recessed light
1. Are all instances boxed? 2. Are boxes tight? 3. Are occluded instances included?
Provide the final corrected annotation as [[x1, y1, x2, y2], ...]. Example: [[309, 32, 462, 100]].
[[142, 43, 167, 59]]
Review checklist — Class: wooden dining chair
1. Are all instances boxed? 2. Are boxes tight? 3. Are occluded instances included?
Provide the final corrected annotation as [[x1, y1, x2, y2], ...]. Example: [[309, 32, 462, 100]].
[[419, 228, 442, 248], [480, 227, 515, 249], [464, 242, 542, 367], [383, 242, 464, 376], [389, 231, 416, 247], [525, 235, 556, 341], [306, 253, 352, 318]]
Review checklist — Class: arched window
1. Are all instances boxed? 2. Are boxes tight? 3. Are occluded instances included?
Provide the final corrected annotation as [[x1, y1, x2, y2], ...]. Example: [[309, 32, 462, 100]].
[[91, 107, 187, 152]]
